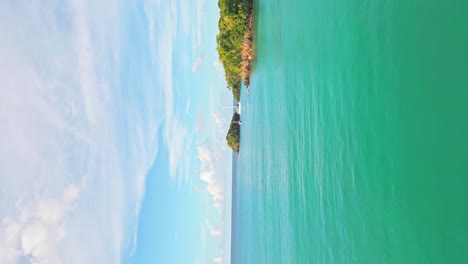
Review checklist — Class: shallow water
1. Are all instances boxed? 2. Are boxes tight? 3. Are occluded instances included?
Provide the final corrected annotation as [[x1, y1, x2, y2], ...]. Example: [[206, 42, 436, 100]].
[[233, 0, 468, 263]]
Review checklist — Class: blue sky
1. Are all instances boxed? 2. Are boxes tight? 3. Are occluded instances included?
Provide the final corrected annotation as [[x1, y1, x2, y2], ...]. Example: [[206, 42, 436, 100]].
[[0, 0, 232, 263]]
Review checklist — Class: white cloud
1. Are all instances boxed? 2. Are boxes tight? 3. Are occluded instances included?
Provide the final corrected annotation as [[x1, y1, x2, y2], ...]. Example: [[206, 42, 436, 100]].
[[192, 53, 205, 72], [212, 112, 228, 136], [205, 218, 222, 237], [213, 256, 223, 263], [0, 185, 80, 264], [197, 141, 231, 263], [0, 1, 160, 263], [197, 145, 225, 214], [145, 0, 189, 181], [185, 99, 192, 115], [200, 217, 225, 264]]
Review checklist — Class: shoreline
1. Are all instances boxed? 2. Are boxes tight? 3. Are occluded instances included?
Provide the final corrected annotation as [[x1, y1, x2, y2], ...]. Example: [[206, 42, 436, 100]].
[[241, 3, 254, 93], [218, 0, 254, 152]]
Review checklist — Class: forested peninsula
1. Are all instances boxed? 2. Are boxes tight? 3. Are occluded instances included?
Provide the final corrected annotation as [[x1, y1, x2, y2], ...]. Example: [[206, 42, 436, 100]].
[[216, 0, 254, 152], [226, 113, 241, 152], [217, 0, 254, 101]]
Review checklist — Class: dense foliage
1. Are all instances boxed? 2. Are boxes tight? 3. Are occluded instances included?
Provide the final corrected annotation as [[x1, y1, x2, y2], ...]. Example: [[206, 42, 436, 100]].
[[226, 113, 241, 152], [216, 0, 251, 101]]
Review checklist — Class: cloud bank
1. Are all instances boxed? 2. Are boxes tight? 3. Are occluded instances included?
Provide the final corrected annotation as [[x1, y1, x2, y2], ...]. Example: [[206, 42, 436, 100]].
[[0, 1, 161, 263], [197, 145, 226, 214], [197, 120, 232, 263], [0, 185, 80, 264]]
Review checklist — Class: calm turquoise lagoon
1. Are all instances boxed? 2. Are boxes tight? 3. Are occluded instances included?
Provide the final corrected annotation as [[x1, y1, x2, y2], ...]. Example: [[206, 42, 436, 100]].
[[232, 0, 468, 263]]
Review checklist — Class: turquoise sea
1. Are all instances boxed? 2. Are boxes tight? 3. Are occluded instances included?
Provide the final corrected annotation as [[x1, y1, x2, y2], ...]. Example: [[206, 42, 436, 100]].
[[233, 0, 468, 263]]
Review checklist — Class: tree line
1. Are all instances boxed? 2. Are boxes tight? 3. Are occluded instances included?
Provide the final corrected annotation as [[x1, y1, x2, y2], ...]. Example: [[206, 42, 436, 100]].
[[216, 0, 251, 101]]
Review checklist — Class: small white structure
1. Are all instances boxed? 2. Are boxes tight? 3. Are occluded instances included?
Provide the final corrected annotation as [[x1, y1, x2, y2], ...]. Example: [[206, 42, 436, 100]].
[[223, 102, 242, 115], [236, 102, 242, 115]]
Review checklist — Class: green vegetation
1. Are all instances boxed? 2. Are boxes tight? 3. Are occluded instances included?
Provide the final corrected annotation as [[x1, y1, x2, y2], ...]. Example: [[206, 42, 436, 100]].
[[216, 0, 252, 101], [226, 113, 241, 152], [217, 0, 253, 152]]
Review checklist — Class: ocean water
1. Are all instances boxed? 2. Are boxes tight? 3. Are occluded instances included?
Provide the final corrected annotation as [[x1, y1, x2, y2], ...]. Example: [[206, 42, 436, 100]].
[[232, 0, 468, 263]]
